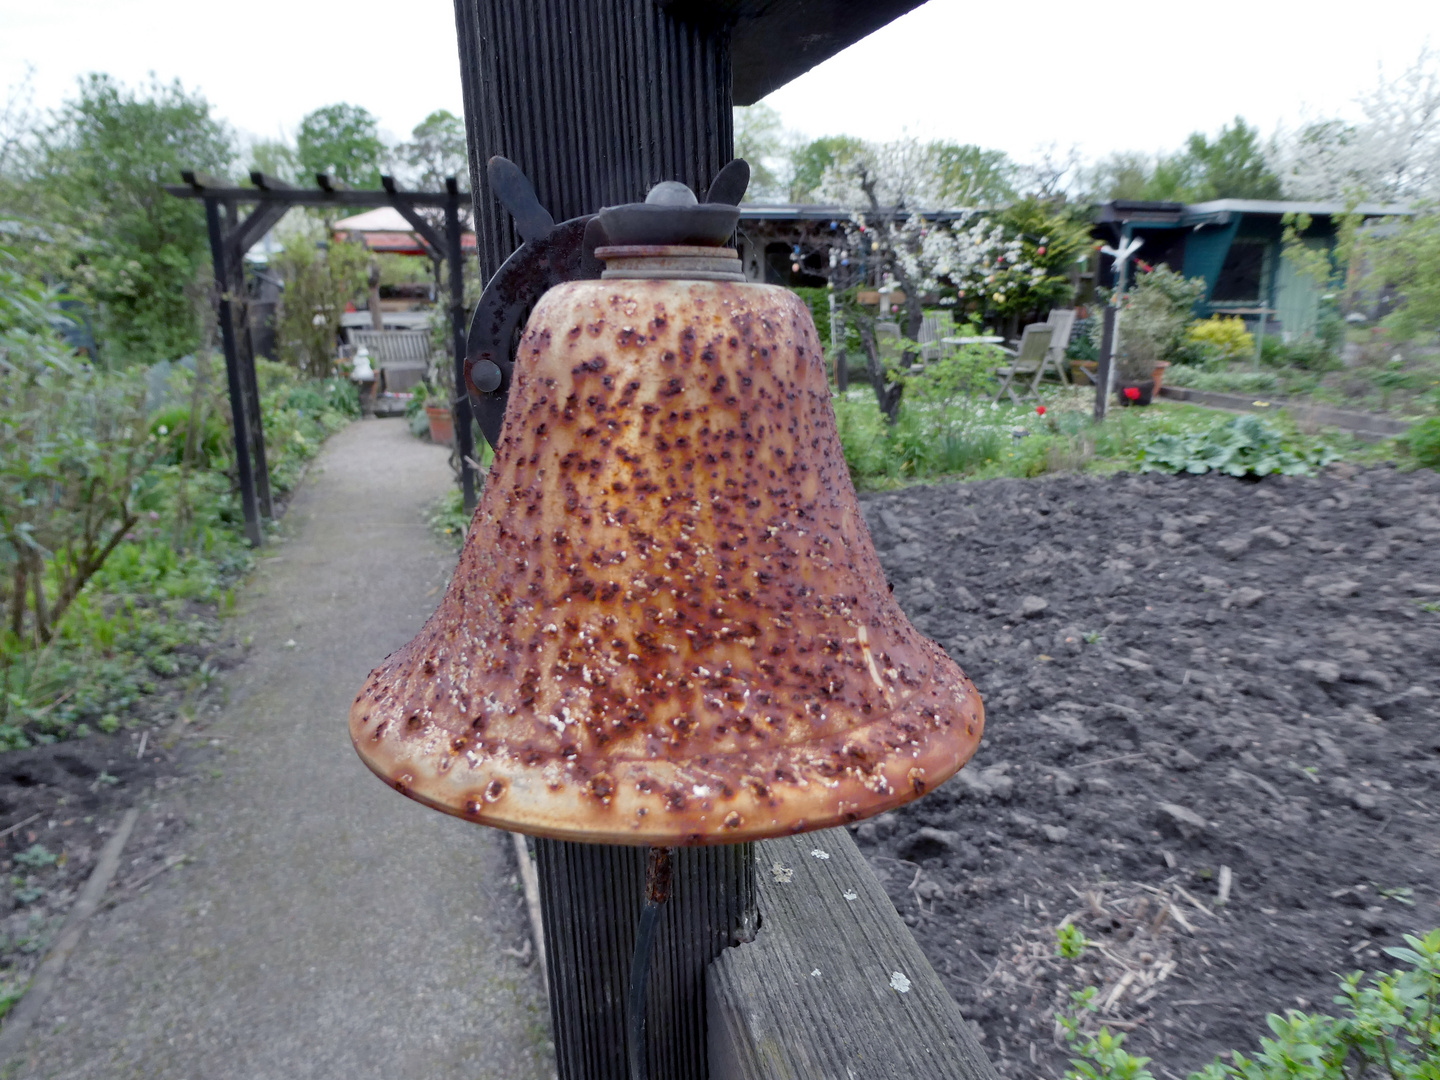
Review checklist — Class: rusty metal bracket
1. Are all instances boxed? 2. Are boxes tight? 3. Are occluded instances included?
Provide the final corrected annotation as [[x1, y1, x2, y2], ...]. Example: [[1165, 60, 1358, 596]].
[[465, 157, 603, 449]]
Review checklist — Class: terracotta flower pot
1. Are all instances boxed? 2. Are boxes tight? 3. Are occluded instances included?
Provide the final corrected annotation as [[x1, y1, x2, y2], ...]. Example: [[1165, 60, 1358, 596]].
[[425, 403, 455, 444], [1151, 361, 1171, 396], [1116, 378, 1155, 406]]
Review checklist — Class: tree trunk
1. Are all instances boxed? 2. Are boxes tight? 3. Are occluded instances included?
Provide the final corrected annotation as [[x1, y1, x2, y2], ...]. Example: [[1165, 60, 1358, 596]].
[[856, 319, 903, 423]]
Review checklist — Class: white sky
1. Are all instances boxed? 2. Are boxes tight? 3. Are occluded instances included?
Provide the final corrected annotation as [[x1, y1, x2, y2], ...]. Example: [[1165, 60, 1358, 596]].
[[2, 0, 1435, 164]]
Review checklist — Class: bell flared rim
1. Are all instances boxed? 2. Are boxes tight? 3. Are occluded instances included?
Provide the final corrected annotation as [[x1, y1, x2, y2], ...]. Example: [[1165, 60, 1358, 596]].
[[350, 634, 982, 846]]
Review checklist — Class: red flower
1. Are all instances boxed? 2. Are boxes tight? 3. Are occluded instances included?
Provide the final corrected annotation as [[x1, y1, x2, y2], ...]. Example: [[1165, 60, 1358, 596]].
[[1035, 405, 1047, 416], [1124, 386, 1141, 401], [1036, 246, 1047, 256]]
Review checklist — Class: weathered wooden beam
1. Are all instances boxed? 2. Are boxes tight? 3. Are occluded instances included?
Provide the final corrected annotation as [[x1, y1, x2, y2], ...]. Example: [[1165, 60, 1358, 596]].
[[164, 185, 456, 207], [708, 828, 1000, 1080]]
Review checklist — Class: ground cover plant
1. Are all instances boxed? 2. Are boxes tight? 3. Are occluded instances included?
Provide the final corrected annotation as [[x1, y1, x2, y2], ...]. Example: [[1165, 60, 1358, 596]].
[[830, 384, 1363, 489], [852, 465, 1440, 1078], [1, 253, 358, 751]]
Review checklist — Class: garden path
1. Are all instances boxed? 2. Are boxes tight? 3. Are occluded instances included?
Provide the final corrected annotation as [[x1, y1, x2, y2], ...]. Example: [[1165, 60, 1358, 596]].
[[3, 418, 553, 1080]]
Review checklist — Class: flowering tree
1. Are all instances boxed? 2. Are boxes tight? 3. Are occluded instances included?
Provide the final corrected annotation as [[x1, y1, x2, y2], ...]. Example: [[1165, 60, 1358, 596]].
[[1273, 46, 1440, 202], [820, 139, 1086, 420]]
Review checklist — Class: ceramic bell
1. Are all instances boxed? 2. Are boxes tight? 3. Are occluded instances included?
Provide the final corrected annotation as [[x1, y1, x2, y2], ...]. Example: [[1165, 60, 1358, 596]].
[[349, 163, 984, 845]]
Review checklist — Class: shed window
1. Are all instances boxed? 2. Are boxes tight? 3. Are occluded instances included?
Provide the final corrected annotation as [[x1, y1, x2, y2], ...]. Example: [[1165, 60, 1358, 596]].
[[1211, 239, 1267, 302]]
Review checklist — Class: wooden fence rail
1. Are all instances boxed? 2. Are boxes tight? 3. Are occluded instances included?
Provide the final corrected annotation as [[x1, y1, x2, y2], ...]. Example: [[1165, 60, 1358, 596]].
[[708, 828, 999, 1080]]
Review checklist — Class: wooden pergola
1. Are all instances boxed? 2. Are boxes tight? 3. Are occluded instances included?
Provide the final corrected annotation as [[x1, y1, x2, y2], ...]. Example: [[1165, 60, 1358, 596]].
[[165, 171, 479, 546]]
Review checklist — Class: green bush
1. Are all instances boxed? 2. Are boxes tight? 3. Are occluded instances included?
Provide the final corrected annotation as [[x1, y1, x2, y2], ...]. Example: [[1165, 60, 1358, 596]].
[[1404, 416, 1440, 468], [1062, 929, 1440, 1080], [1260, 335, 1341, 372], [1138, 414, 1338, 477], [1186, 316, 1254, 363]]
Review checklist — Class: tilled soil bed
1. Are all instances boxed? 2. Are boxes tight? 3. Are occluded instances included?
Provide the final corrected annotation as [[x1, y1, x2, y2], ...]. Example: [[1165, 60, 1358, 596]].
[[854, 465, 1440, 1079]]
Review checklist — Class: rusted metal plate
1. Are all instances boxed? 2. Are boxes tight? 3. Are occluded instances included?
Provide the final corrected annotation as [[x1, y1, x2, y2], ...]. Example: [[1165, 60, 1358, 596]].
[[352, 283, 984, 845], [464, 216, 603, 448]]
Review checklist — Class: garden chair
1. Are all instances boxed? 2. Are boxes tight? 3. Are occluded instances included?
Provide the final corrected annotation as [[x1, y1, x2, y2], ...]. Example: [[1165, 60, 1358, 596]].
[[875, 320, 918, 373], [918, 311, 954, 363], [989, 323, 1055, 404], [1044, 308, 1077, 385]]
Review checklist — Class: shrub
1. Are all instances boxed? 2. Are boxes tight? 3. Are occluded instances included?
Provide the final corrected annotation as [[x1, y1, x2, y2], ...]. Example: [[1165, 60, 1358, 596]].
[[1104, 267, 1207, 381], [1404, 415, 1440, 468], [1186, 316, 1253, 363]]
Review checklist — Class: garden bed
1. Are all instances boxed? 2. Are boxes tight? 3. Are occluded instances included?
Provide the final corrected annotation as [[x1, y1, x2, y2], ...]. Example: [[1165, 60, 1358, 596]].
[[853, 465, 1440, 1077]]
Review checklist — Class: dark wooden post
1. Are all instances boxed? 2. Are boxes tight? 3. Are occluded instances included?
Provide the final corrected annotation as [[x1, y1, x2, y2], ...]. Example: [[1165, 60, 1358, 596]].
[[203, 197, 263, 547], [222, 200, 275, 521], [451, 2, 750, 1077], [1094, 304, 1117, 424]]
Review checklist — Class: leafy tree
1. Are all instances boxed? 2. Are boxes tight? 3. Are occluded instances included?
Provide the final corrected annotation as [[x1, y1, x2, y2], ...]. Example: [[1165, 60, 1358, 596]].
[[18, 75, 234, 365], [399, 109, 468, 190], [271, 223, 370, 378], [1087, 152, 1154, 201], [1180, 117, 1282, 200], [296, 103, 387, 188], [929, 142, 1017, 206], [1087, 119, 1280, 203], [789, 135, 866, 202], [1366, 206, 1440, 339], [247, 136, 301, 183], [733, 104, 789, 202]]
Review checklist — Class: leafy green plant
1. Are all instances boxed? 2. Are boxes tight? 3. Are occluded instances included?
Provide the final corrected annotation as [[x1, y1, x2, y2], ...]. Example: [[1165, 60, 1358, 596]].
[[1138, 414, 1338, 477], [272, 227, 370, 378], [1056, 923, 1093, 959], [1058, 930, 1440, 1080], [1114, 267, 1207, 381], [1060, 988, 1157, 1080], [1401, 416, 1440, 469], [13, 844, 56, 869], [1190, 930, 1440, 1080]]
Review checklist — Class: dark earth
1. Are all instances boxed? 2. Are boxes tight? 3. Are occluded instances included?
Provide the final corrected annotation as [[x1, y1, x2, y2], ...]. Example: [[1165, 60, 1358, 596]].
[[0, 609, 245, 1007], [854, 464, 1440, 1079]]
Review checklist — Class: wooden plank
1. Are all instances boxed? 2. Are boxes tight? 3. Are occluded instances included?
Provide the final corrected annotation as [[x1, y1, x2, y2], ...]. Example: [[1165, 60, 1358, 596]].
[[707, 828, 999, 1080]]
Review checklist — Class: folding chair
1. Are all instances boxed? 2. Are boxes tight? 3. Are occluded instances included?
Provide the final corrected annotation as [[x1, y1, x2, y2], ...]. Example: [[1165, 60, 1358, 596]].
[[1044, 308, 1077, 385], [990, 323, 1055, 404], [918, 311, 955, 363]]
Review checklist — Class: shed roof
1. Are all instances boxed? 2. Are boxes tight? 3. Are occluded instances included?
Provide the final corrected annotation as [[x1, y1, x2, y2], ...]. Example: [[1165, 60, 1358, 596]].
[[1183, 198, 1414, 218], [666, 0, 929, 104]]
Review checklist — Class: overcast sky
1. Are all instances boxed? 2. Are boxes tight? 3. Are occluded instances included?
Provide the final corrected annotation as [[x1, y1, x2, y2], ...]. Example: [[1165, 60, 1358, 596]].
[[2, 0, 1434, 165]]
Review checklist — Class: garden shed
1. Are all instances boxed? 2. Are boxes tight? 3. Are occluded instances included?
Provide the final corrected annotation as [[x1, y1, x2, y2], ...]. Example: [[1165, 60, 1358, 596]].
[[1094, 198, 1413, 338]]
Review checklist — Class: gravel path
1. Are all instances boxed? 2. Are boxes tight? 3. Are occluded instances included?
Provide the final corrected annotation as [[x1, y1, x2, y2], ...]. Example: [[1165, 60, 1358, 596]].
[[3, 419, 553, 1080]]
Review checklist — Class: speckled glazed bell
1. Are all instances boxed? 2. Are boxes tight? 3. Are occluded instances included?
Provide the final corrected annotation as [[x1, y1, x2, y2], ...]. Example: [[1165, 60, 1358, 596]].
[[349, 187, 984, 846]]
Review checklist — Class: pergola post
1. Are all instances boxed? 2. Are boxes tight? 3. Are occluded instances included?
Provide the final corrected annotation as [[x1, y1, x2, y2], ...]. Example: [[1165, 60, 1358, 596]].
[[450, 2, 747, 1077], [203, 197, 264, 547], [222, 199, 275, 521], [444, 178, 478, 510]]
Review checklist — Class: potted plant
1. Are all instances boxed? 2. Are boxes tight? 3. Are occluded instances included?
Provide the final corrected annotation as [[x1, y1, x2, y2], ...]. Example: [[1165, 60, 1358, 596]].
[[1114, 266, 1205, 406], [426, 397, 455, 445]]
